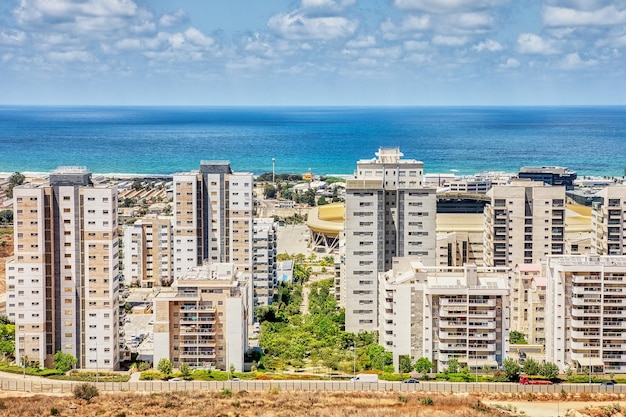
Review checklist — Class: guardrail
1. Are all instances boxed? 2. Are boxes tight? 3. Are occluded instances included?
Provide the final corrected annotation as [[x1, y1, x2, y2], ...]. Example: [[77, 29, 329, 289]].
[[2, 379, 626, 394]]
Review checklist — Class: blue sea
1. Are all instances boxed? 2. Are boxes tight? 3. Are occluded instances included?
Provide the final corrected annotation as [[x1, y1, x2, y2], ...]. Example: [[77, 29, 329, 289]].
[[1, 106, 625, 177]]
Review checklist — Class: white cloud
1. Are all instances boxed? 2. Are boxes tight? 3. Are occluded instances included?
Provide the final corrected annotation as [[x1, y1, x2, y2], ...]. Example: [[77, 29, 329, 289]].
[[47, 50, 93, 63], [559, 52, 598, 69], [380, 15, 430, 39], [472, 39, 503, 52], [517, 33, 558, 54], [432, 35, 468, 46], [159, 8, 188, 27], [543, 5, 626, 27], [301, 0, 355, 10], [499, 57, 520, 68], [346, 36, 376, 48], [404, 40, 429, 50], [450, 12, 495, 29], [268, 12, 357, 40], [0, 30, 27, 46], [393, 0, 506, 13], [184, 28, 214, 48]]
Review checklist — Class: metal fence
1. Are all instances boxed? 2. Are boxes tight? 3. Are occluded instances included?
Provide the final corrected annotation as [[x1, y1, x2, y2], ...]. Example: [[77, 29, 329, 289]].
[[1, 379, 625, 394]]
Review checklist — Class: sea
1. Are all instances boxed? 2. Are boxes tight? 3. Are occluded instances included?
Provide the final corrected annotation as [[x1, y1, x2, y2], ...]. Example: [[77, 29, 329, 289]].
[[1, 106, 625, 178]]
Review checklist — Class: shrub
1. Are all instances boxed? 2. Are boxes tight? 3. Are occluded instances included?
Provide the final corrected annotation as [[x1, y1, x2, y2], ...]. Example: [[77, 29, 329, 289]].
[[73, 383, 99, 403], [50, 408, 60, 416], [421, 397, 434, 406], [220, 388, 233, 397]]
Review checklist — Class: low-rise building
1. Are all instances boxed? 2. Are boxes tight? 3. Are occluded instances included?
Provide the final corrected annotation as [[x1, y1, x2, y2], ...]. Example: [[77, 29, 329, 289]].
[[153, 263, 248, 371], [546, 255, 626, 374], [379, 258, 510, 372]]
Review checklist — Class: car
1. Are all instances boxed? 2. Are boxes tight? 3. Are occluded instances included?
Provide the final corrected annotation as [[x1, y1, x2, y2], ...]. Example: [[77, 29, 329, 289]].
[[148, 319, 154, 325], [230, 377, 241, 382], [169, 378, 182, 382], [402, 379, 420, 384], [601, 381, 615, 386]]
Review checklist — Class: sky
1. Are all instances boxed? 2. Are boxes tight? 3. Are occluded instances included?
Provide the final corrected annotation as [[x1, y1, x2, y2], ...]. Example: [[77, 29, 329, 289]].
[[1, 0, 625, 105]]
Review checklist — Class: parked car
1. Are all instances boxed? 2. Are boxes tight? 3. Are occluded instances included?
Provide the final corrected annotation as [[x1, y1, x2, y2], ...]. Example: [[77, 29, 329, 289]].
[[402, 379, 420, 384], [601, 381, 615, 386]]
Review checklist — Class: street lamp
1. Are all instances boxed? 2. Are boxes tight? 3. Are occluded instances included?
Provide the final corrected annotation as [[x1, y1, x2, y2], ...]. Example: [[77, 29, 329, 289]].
[[353, 340, 356, 380]]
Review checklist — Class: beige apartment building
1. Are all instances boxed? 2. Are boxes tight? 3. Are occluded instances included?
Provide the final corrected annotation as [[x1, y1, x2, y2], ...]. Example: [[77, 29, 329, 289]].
[[436, 213, 484, 267], [484, 180, 566, 267], [152, 263, 248, 371], [344, 148, 437, 333], [252, 218, 277, 308], [122, 215, 174, 288], [546, 255, 626, 374], [510, 263, 546, 345], [592, 186, 626, 256], [379, 258, 510, 372], [6, 167, 119, 370]]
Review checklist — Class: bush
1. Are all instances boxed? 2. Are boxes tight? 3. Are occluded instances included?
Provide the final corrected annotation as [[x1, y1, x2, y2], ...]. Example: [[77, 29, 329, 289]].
[[73, 383, 99, 403], [139, 371, 162, 381], [50, 408, 60, 416], [421, 397, 434, 406]]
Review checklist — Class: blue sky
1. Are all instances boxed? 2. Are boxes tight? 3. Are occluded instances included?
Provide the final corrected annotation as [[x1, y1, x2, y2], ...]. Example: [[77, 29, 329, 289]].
[[1, 0, 625, 105]]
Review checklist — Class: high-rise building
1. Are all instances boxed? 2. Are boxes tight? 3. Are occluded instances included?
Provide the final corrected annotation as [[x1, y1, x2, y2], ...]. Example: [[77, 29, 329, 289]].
[[379, 258, 510, 372], [546, 255, 626, 374], [483, 180, 566, 267], [518, 166, 577, 190], [252, 218, 277, 309], [172, 162, 254, 307], [591, 186, 626, 256], [344, 148, 437, 333], [6, 167, 119, 370], [152, 263, 248, 371], [122, 215, 174, 288]]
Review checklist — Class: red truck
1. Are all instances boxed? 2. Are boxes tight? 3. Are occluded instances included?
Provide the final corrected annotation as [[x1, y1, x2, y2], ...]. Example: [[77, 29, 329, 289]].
[[519, 375, 553, 385]]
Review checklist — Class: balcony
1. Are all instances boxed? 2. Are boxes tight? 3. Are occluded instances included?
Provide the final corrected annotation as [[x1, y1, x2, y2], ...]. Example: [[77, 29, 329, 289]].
[[179, 350, 216, 358], [571, 341, 601, 350], [468, 333, 496, 341], [468, 299, 496, 306], [440, 298, 467, 306], [179, 326, 216, 335], [468, 310, 496, 318], [572, 275, 602, 284], [571, 319, 601, 327], [439, 320, 467, 329], [468, 321, 496, 329], [180, 316, 216, 324], [604, 310, 626, 317], [572, 287, 601, 295], [572, 297, 601, 306], [439, 331, 467, 339], [571, 330, 601, 338], [438, 353, 468, 363], [603, 321, 626, 329], [603, 332, 626, 339], [604, 298, 626, 305], [439, 308, 467, 317]]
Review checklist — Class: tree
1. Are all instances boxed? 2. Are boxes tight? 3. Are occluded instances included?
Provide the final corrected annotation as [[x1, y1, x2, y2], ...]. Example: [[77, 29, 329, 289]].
[[54, 351, 77, 372], [264, 184, 277, 199], [445, 358, 460, 374], [7, 172, 25, 198], [399, 355, 413, 373], [0, 210, 13, 225], [523, 357, 540, 376], [180, 362, 191, 380], [157, 358, 172, 376], [503, 357, 521, 382], [414, 357, 433, 377], [510, 331, 527, 344], [540, 362, 560, 380], [317, 196, 328, 206]]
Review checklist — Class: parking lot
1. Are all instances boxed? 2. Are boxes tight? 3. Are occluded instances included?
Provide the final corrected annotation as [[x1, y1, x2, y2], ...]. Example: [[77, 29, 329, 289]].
[[120, 288, 157, 365]]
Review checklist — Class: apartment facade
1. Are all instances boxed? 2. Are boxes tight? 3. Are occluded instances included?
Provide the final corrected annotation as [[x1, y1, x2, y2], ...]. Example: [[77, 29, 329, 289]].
[[344, 148, 437, 333], [591, 186, 626, 256], [172, 162, 254, 277], [379, 258, 510, 372], [546, 255, 626, 374], [122, 215, 174, 288], [510, 263, 546, 345], [252, 218, 277, 308], [436, 213, 484, 267], [152, 263, 248, 371], [484, 180, 566, 267], [6, 167, 119, 370]]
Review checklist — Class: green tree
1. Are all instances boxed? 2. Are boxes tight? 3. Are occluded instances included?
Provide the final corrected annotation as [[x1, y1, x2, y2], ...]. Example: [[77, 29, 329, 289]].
[[293, 264, 311, 284], [445, 358, 460, 374], [7, 172, 25, 198], [510, 331, 527, 344], [0, 320, 15, 358], [180, 362, 191, 380], [503, 357, 521, 382], [540, 362, 560, 380], [317, 196, 328, 206], [122, 198, 134, 208], [523, 357, 540, 376], [0, 210, 13, 225], [157, 358, 173, 376], [414, 357, 433, 377], [54, 351, 77, 372], [264, 184, 277, 199]]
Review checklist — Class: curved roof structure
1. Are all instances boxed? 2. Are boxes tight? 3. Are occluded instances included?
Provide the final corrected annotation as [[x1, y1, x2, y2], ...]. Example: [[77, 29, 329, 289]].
[[307, 202, 344, 237]]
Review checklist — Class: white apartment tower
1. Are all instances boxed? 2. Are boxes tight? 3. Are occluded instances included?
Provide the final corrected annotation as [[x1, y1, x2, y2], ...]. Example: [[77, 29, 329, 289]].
[[546, 255, 626, 374], [344, 148, 437, 333], [252, 218, 278, 308], [172, 161, 254, 276], [484, 180, 566, 267], [6, 167, 119, 370], [122, 215, 174, 288], [591, 186, 626, 256], [379, 258, 510, 372]]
